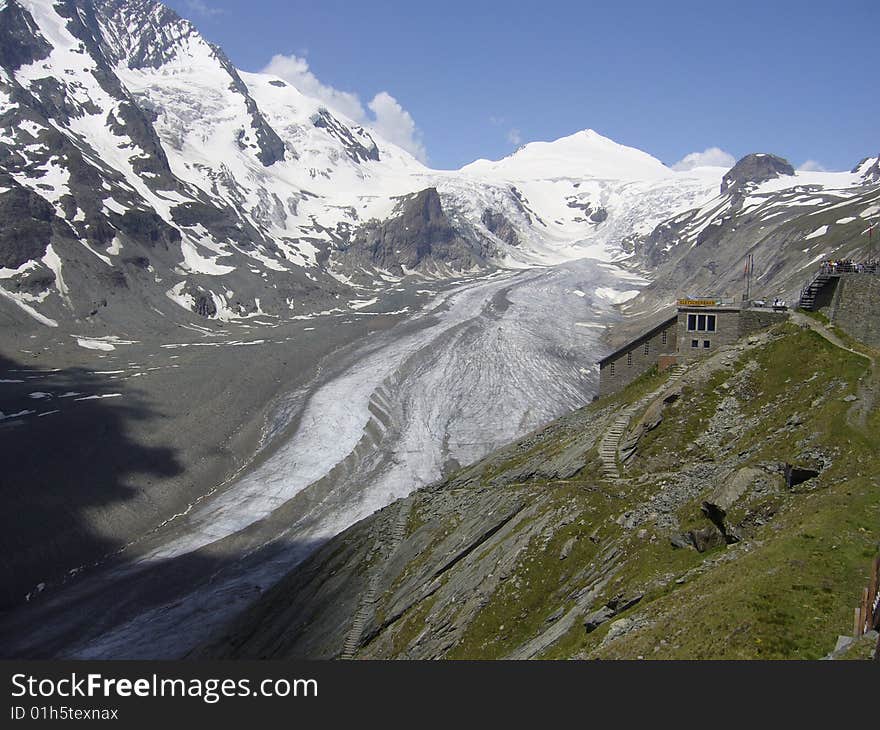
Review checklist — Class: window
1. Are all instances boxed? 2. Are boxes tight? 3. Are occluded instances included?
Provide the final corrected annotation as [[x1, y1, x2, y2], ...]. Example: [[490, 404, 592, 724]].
[[691, 339, 699, 348], [662, 330, 668, 346], [627, 352, 633, 367], [644, 341, 650, 355], [687, 313, 716, 332], [703, 340, 711, 349], [609, 362, 615, 376]]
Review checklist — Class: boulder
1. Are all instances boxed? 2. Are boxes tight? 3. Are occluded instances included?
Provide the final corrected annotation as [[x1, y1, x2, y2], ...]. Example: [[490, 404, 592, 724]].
[[688, 526, 725, 553], [709, 466, 763, 511], [700, 501, 741, 545], [559, 536, 577, 560]]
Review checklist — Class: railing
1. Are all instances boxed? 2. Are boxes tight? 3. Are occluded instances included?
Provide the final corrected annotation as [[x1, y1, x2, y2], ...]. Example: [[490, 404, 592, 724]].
[[819, 261, 880, 275], [799, 261, 880, 309]]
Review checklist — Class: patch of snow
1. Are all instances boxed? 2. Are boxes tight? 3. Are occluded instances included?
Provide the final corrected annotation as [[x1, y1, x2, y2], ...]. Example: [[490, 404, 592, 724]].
[[0, 287, 58, 327], [349, 297, 378, 309], [76, 338, 116, 351], [594, 287, 640, 304]]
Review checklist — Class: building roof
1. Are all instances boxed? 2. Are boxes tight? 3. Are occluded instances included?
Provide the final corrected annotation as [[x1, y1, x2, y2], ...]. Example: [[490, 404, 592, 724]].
[[597, 314, 678, 366]]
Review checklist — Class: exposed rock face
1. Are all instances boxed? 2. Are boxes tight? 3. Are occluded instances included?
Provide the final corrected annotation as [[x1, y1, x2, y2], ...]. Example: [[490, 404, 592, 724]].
[[481, 208, 521, 248], [310, 107, 380, 164], [340, 188, 490, 274], [0, 184, 58, 268], [182, 282, 217, 318], [720, 153, 795, 195], [625, 155, 880, 332], [0, 0, 52, 70], [589, 206, 608, 223], [854, 155, 880, 184]]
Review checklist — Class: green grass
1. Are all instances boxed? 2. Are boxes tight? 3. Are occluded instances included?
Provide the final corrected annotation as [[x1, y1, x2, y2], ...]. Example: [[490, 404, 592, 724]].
[[593, 476, 879, 659], [587, 327, 879, 658], [378, 325, 880, 659]]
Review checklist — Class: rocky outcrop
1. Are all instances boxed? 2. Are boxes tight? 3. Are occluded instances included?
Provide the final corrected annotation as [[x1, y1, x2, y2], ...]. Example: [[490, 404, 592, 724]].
[[720, 153, 795, 195], [854, 155, 880, 184], [0, 0, 52, 71], [481, 209, 521, 248], [0, 184, 58, 268], [311, 108, 380, 164], [339, 188, 490, 274], [590, 207, 608, 223]]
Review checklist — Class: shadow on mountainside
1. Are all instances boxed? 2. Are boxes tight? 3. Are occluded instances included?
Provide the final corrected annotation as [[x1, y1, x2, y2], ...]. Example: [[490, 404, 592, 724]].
[[0, 350, 328, 659], [0, 350, 182, 609]]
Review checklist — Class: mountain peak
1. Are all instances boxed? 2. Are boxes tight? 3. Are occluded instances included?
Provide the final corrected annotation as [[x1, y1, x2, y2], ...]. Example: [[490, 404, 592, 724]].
[[720, 153, 794, 195], [461, 128, 670, 181]]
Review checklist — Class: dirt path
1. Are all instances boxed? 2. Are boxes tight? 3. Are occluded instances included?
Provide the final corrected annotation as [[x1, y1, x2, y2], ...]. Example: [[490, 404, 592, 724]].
[[790, 310, 878, 426]]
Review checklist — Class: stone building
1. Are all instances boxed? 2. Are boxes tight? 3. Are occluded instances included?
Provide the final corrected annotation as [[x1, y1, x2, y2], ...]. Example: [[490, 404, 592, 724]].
[[597, 315, 678, 398], [598, 298, 786, 398], [676, 302, 743, 361]]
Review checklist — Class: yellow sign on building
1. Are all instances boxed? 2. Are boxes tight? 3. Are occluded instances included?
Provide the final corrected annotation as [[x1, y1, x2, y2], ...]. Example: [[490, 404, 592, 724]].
[[677, 298, 719, 307]]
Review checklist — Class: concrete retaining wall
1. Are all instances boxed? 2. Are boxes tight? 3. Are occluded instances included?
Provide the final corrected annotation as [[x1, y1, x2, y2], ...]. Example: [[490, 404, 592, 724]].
[[830, 275, 880, 349]]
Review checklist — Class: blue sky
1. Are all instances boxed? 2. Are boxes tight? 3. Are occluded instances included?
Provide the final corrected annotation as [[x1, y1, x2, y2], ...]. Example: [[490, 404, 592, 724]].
[[167, 0, 879, 171]]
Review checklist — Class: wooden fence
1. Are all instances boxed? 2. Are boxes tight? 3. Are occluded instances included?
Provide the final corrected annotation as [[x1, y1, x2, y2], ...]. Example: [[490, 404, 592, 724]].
[[853, 554, 880, 660]]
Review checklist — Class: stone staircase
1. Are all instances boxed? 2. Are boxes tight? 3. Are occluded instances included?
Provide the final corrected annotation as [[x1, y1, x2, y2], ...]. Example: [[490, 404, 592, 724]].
[[798, 270, 834, 311], [598, 364, 688, 481], [340, 496, 413, 659]]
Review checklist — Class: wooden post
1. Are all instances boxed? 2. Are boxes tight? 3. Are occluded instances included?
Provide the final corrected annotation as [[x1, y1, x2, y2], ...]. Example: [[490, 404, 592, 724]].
[[855, 606, 863, 638], [870, 556, 880, 631], [860, 588, 870, 636]]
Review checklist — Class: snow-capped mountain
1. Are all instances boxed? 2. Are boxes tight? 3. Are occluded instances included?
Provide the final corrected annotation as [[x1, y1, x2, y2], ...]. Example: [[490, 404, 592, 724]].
[[0, 0, 722, 333], [0, 0, 876, 335], [618, 151, 880, 331]]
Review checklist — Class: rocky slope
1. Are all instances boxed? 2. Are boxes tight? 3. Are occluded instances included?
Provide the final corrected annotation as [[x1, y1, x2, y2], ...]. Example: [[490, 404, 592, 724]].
[[198, 317, 880, 659]]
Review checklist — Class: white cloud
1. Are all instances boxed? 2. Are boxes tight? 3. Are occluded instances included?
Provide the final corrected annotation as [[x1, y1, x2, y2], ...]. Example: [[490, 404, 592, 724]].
[[184, 0, 223, 17], [672, 147, 736, 171], [367, 92, 427, 163], [262, 53, 427, 163], [262, 54, 363, 120], [798, 159, 827, 172], [507, 128, 523, 146]]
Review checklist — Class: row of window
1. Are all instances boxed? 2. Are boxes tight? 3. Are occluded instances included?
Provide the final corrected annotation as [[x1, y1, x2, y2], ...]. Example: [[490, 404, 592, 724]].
[[687, 314, 716, 332], [607, 325, 711, 376]]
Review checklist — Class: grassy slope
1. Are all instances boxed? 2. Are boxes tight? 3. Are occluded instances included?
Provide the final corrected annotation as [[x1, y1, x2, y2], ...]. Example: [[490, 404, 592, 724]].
[[401, 324, 879, 659]]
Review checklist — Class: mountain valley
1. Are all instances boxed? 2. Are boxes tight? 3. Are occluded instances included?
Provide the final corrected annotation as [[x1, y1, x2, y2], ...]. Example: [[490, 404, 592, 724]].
[[1, 0, 878, 660]]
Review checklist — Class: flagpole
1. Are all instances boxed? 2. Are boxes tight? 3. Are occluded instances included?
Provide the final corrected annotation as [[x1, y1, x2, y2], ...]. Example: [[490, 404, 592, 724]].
[[744, 253, 752, 303]]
